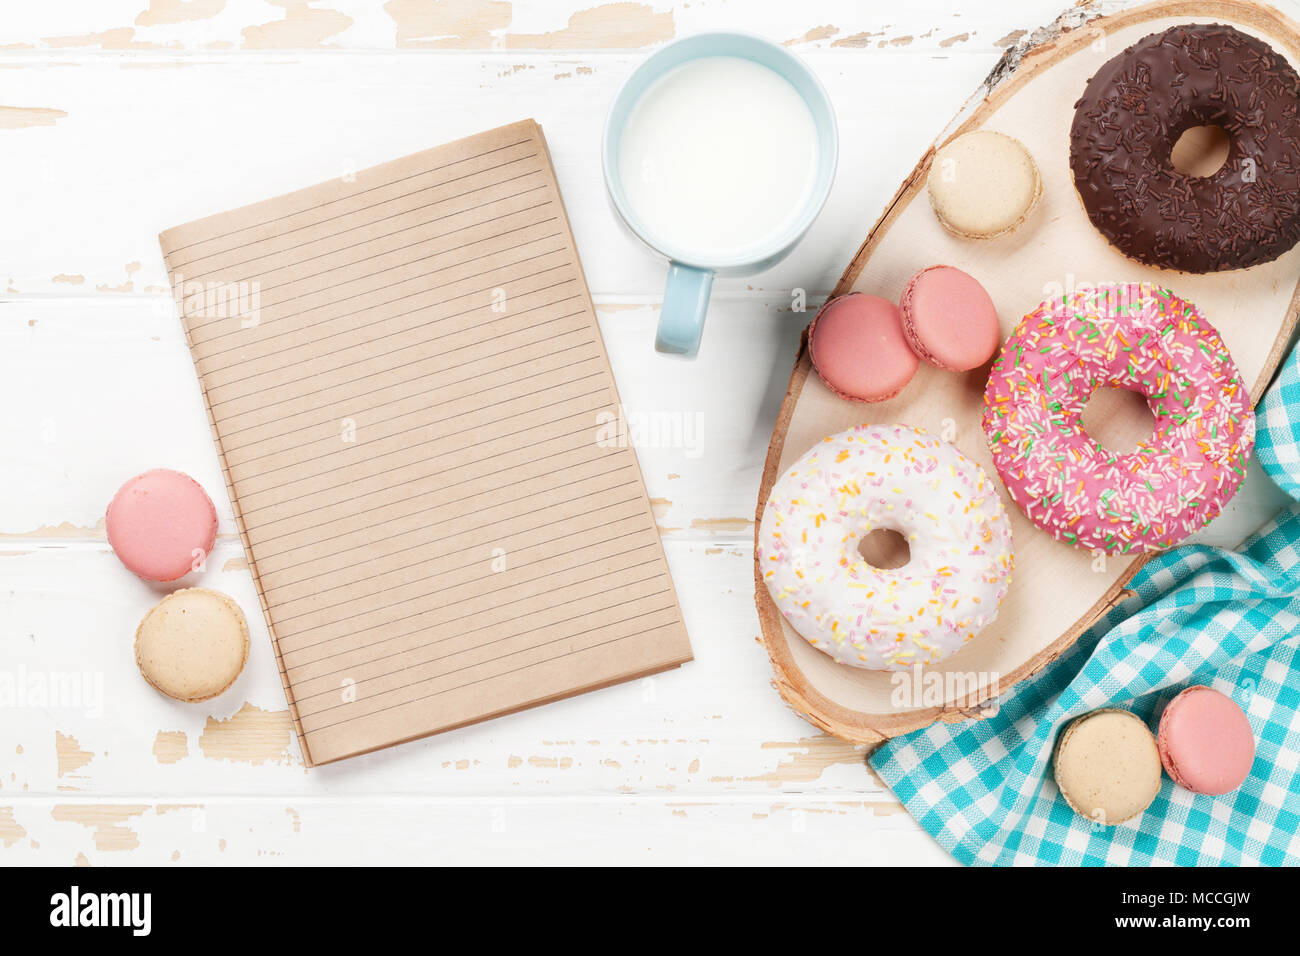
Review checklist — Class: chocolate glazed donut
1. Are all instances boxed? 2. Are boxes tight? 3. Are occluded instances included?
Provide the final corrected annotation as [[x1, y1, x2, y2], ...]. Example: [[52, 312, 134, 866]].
[[1070, 23, 1300, 273]]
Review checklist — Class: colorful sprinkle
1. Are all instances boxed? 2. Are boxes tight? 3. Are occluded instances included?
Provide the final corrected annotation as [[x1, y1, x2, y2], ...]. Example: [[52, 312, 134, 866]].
[[982, 283, 1255, 555], [758, 424, 1014, 671]]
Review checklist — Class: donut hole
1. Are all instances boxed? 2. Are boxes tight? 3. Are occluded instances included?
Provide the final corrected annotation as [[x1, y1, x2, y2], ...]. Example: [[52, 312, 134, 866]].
[[1170, 124, 1231, 178], [857, 528, 911, 570], [1081, 386, 1156, 455]]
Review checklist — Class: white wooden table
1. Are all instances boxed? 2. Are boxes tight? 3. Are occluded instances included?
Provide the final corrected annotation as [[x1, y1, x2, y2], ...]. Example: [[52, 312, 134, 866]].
[[1, 0, 1292, 866]]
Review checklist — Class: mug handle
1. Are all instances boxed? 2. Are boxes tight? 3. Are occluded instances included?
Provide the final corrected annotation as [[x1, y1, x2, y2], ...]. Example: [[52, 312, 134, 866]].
[[655, 262, 714, 357]]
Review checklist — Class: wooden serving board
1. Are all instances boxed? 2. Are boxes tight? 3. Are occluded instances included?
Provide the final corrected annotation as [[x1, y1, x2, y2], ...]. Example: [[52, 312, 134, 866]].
[[754, 0, 1300, 746]]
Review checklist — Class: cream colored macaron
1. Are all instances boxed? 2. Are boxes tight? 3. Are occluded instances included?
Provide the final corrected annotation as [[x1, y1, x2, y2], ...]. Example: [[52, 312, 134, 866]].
[[1053, 709, 1162, 826], [927, 130, 1041, 239], [135, 588, 249, 702]]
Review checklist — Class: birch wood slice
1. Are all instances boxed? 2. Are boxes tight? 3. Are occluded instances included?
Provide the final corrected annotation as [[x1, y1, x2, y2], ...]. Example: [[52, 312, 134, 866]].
[[754, 0, 1300, 746]]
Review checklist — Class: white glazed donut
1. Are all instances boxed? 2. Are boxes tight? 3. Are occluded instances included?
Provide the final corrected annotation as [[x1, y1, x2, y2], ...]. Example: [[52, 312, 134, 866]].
[[758, 423, 1014, 670]]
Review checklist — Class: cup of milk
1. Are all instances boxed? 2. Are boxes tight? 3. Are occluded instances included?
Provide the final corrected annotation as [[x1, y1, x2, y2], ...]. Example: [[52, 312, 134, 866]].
[[603, 32, 838, 357]]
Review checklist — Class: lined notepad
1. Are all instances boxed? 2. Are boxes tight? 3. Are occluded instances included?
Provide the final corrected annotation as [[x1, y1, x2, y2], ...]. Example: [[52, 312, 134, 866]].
[[159, 120, 692, 766]]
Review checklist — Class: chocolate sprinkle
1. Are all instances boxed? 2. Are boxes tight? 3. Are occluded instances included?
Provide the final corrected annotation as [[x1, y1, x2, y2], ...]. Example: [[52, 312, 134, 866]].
[[1069, 23, 1300, 273]]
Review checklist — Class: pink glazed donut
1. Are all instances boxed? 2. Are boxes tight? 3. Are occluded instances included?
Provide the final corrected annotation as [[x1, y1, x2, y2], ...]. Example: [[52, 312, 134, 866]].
[[983, 284, 1254, 555]]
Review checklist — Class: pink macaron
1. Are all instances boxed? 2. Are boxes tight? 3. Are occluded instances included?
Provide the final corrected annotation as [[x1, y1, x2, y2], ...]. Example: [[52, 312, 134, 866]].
[[106, 469, 218, 582], [1157, 685, 1256, 796], [900, 265, 1001, 372], [808, 293, 919, 403]]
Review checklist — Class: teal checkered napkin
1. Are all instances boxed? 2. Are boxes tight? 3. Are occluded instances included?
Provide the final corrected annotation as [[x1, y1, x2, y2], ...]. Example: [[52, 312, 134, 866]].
[[869, 347, 1300, 867], [1256, 335, 1300, 501]]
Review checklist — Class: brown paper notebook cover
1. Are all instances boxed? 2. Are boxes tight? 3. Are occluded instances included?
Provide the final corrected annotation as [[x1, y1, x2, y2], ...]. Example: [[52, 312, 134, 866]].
[[159, 120, 692, 766]]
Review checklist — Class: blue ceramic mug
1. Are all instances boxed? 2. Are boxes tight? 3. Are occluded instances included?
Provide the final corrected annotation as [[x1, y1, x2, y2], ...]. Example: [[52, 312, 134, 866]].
[[602, 32, 838, 358]]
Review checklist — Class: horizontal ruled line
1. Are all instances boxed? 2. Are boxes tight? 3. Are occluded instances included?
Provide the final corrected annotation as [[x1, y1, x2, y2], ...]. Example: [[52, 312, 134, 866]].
[[233, 381, 607, 503], [247, 423, 623, 539], [301, 614, 678, 732], [202, 271, 576, 391], [165, 138, 533, 259], [194, 229, 562, 353], [271, 496, 646, 621], [210, 191, 552, 310], [294, 599, 677, 709], [275, 526, 657, 641], [235, 400, 612, 521], [178, 165, 545, 284], [261, 460, 635, 587], [251, 441, 627, 557], [223, 334, 596, 463], [277, 548, 663, 656], [207, 289, 583, 407], [287, 579, 670, 684], [225, 345, 599, 474], [190, 211, 556, 341], [222, 321, 592, 452], [280, 564, 667, 671]]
